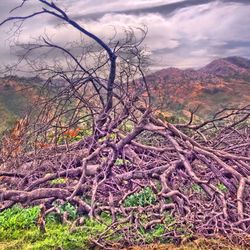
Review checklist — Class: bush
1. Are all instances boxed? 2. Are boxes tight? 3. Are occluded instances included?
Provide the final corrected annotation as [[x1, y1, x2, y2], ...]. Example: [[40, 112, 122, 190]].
[[124, 187, 157, 207]]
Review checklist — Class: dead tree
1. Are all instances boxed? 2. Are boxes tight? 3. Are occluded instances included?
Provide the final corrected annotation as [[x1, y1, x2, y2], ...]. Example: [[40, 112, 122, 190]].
[[0, 1, 250, 248]]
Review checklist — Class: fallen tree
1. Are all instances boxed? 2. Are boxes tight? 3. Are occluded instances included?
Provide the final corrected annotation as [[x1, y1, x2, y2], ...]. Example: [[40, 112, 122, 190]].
[[1, 104, 249, 248]]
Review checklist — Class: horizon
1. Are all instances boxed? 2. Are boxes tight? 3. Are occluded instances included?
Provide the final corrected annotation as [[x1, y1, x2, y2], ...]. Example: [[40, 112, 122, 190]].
[[1, 55, 250, 79]]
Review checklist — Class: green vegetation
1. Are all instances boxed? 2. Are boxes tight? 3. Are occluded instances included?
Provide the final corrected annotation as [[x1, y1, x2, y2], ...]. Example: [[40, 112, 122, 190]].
[[137, 212, 193, 245], [191, 184, 204, 194], [124, 187, 157, 207], [0, 86, 26, 116], [0, 81, 37, 134], [139, 224, 166, 244], [216, 183, 228, 193], [0, 205, 40, 230], [0, 94, 24, 134], [0, 204, 192, 250], [115, 158, 130, 166], [49, 178, 67, 186], [57, 202, 78, 221], [0, 205, 110, 250]]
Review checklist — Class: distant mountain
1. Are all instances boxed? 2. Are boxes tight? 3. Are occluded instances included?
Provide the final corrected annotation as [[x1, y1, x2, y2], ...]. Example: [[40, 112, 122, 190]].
[[1, 57, 250, 132], [146, 56, 250, 119], [199, 56, 250, 77], [223, 56, 250, 69]]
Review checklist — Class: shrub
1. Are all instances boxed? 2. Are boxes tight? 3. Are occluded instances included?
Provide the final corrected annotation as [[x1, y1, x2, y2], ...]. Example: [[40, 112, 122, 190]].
[[124, 187, 157, 207]]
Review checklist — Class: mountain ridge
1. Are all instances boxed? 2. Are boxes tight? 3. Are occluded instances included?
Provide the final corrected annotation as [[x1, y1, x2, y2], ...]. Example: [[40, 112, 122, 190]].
[[146, 56, 250, 118], [199, 56, 250, 78], [149, 56, 250, 82]]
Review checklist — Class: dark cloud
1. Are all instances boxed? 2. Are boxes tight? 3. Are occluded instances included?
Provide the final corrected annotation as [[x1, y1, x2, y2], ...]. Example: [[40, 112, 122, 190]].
[[72, 0, 250, 21], [222, 0, 250, 4], [0, 0, 250, 70], [219, 40, 250, 49], [73, 0, 216, 21]]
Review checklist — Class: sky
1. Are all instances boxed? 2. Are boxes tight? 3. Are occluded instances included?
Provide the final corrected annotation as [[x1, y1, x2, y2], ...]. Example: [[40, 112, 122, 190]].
[[0, 0, 250, 71]]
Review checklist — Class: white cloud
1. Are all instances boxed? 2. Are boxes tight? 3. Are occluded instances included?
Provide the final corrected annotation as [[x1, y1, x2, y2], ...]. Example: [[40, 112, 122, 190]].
[[1, 0, 250, 71], [72, 1, 250, 68]]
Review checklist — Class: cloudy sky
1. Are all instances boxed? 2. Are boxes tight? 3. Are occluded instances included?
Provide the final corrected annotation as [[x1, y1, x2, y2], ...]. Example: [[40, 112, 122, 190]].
[[1, 0, 250, 71]]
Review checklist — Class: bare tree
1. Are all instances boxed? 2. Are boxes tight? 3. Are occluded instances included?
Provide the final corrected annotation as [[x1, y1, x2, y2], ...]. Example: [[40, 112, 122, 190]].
[[0, 1, 250, 248]]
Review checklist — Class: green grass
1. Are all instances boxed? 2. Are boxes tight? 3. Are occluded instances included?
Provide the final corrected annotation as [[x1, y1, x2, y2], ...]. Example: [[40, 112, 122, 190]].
[[0, 201, 244, 250], [0, 222, 106, 250], [0, 203, 188, 250], [0, 205, 110, 250]]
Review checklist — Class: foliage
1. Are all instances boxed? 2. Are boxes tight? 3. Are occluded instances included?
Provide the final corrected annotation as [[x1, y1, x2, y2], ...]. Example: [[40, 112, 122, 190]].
[[138, 212, 183, 244], [115, 158, 130, 166], [191, 184, 204, 194], [120, 120, 134, 132], [216, 183, 228, 193], [50, 202, 78, 221], [56, 127, 92, 144], [139, 224, 165, 244], [124, 187, 157, 207], [0, 205, 40, 230], [49, 178, 67, 185]]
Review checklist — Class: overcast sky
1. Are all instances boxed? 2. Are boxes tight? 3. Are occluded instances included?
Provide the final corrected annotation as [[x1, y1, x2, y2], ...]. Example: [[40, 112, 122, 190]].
[[1, 0, 250, 71]]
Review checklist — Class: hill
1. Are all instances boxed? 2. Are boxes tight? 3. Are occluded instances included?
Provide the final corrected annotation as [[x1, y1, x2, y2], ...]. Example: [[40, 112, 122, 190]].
[[1, 56, 250, 132], [146, 56, 250, 119], [0, 76, 42, 134], [200, 56, 250, 77]]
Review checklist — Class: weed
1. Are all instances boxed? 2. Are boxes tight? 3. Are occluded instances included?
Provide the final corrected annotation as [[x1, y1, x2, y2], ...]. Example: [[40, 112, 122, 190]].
[[57, 202, 78, 221], [49, 178, 67, 185], [115, 158, 130, 166], [191, 184, 204, 194], [216, 183, 228, 193], [120, 121, 134, 132], [165, 197, 172, 204], [124, 187, 157, 207], [0, 205, 39, 230], [155, 181, 162, 192]]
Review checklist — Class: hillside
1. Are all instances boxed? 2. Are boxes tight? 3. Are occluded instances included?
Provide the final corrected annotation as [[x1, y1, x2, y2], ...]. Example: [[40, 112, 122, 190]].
[[0, 76, 42, 134], [147, 56, 250, 119], [1, 56, 250, 132]]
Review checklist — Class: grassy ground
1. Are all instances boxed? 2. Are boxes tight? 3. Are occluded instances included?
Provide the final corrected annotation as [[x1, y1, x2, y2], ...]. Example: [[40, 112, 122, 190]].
[[0, 205, 248, 250], [0, 205, 109, 250]]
